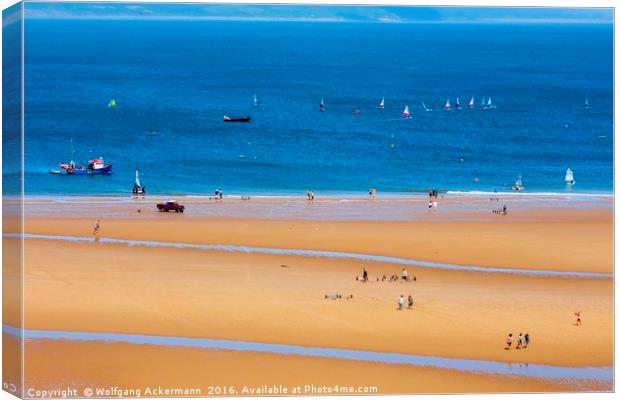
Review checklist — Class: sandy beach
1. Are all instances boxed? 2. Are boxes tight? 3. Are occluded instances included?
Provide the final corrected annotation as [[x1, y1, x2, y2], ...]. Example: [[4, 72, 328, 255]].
[[10, 194, 614, 394]]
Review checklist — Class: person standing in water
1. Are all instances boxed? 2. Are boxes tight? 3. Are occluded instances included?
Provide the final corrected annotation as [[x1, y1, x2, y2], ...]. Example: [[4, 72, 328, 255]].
[[93, 220, 101, 242]]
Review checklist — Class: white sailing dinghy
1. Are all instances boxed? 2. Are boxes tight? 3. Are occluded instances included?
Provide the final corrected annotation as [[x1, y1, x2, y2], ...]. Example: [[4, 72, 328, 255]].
[[402, 105, 411, 118], [133, 168, 146, 195], [565, 168, 575, 185], [319, 97, 326, 112], [512, 175, 524, 191], [455, 97, 462, 110], [487, 97, 495, 109], [443, 99, 451, 111], [468, 96, 475, 108], [584, 96, 589, 109], [378, 97, 385, 109], [422, 100, 433, 112], [480, 97, 487, 109], [253, 94, 259, 106]]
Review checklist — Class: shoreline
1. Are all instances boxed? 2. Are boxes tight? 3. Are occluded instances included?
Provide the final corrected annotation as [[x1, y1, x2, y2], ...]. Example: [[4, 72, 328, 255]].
[[3, 325, 612, 382]]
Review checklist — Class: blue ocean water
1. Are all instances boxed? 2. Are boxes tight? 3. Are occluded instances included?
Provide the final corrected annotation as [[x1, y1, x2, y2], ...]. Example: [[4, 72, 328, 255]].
[[23, 19, 613, 196]]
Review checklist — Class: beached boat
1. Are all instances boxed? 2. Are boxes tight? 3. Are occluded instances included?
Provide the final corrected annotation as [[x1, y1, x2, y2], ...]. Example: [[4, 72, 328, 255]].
[[402, 105, 411, 118], [319, 97, 326, 112], [223, 115, 252, 122], [443, 99, 451, 111], [512, 175, 524, 191], [253, 94, 259, 106], [378, 97, 385, 109], [422, 101, 433, 112], [468, 96, 475, 108], [455, 97, 462, 110], [565, 168, 575, 185], [60, 158, 112, 175], [584, 95, 589, 109], [133, 168, 146, 195]]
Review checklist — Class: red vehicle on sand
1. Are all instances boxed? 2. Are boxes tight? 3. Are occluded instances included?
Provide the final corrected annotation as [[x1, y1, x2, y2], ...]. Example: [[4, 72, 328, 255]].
[[156, 200, 185, 213]]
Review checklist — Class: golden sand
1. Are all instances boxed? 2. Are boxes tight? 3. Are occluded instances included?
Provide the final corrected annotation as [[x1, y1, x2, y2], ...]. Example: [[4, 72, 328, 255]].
[[11, 198, 614, 393]]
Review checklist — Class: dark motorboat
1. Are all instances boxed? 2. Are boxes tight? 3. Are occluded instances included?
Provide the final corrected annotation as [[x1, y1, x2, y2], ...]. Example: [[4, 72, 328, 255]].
[[223, 115, 251, 122]]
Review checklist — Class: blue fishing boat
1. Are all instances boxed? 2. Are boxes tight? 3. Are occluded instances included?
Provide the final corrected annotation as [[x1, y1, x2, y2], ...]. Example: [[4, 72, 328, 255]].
[[60, 157, 112, 175]]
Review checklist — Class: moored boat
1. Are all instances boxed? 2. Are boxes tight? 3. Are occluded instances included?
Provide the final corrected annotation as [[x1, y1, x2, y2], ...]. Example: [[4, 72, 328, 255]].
[[60, 158, 112, 175], [223, 115, 252, 122]]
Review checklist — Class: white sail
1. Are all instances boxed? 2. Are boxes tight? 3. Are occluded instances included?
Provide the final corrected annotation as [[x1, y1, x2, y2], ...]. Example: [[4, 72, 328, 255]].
[[515, 175, 523, 187], [135, 169, 141, 188], [487, 97, 492, 106], [422, 101, 431, 111], [584, 96, 589, 108], [565, 168, 575, 184], [402, 105, 410, 117], [443, 99, 451, 110], [468, 96, 475, 107], [379, 97, 385, 108], [253, 94, 258, 106], [456, 97, 461, 107]]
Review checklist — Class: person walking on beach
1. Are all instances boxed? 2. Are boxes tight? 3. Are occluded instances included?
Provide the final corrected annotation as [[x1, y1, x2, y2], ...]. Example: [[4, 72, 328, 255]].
[[408, 295, 413, 309], [363, 268, 368, 282], [398, 295, 404, 310], [505, 333, 513, 350], [524, 333, 530, 348], [516, 333, 523, 349], [93, 220, 101, 242], [575, 311, 583, 326]]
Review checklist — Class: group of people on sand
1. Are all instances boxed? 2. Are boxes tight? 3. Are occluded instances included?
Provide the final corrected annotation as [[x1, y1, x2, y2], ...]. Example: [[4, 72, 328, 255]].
[[306, 190, 315, 201], [324, 293, 353, 300], [358, 268, 416, 283], [492, 205, 508, 215], [398, 294, 414, 310], [505, 333, 530, 350]]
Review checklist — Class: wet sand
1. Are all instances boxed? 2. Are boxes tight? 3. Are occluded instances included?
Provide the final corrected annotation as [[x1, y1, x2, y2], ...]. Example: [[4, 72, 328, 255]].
[[12, 195, 614, 393]]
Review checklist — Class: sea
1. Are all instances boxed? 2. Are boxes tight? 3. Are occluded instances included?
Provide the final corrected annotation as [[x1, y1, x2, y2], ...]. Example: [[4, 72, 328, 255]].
[[18, 19, 614, 196]]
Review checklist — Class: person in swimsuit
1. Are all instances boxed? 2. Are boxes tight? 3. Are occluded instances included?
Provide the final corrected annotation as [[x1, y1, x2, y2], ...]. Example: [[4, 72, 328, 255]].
[[505, 333, 513, 350]]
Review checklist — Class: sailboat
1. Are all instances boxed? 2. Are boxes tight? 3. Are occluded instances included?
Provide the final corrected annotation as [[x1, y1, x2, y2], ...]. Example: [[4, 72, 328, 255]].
[[253, 94, 259, 106], [565, 168, 575, 185], [487, 97, 495, 109], [455, 97, 462, 110], [108, 99, 117, 109], [378, 97, 385, 109], [480, 97, 487, 109], [512, 175, 524, 191], [443, 99, 451, 111], [133, 168, 146, 195], [319, 97, 326, 112], [468, 96, 475, 109], [422, 100, 433, 112], [584, 96, 589, 109], [402, 105, 411, 118]]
